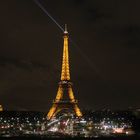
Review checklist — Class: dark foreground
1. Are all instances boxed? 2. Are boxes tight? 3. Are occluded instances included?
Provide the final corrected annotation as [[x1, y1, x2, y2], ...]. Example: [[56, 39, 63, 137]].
[[0, 135, 140, 140]]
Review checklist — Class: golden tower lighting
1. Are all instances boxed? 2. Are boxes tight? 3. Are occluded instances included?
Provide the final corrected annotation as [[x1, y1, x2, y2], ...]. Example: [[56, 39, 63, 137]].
[[47, 25, 82, 120], [0, 105, 3, 111]]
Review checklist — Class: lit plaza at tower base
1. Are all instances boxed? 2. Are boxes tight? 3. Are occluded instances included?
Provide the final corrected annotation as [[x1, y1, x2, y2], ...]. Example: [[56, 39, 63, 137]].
[[0, 109, 139, 138]]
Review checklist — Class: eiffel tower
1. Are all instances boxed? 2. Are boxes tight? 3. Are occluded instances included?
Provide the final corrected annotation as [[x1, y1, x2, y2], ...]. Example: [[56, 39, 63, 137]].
[[47, 25, 82, 120]]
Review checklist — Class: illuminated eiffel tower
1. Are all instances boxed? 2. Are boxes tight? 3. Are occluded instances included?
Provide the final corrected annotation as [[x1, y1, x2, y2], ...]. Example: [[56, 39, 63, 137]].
[[47, 25, 82, 120]]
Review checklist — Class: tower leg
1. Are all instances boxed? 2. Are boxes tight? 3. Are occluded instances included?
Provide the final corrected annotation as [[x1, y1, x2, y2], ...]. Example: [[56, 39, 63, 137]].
[[55, 86, 63, 101], [47, 104, 57, 120], [74, 104, 82, 117], [68, 87, 75, 102]]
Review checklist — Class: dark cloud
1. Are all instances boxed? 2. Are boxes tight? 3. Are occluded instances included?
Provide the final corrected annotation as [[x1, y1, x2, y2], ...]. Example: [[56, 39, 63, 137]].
[[0, 56, 50, 70]]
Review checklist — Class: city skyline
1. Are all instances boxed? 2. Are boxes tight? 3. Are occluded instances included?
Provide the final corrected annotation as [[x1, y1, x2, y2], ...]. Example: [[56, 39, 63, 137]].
[[0, 0, 140, 111]]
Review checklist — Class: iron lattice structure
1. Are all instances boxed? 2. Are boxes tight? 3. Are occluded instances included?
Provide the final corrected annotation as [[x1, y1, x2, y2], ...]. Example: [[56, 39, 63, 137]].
[[47, 25, 82, 120]]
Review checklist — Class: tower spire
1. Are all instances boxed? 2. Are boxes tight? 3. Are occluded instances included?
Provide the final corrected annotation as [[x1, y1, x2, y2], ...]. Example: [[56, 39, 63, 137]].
[[61, 24, 70, 81]]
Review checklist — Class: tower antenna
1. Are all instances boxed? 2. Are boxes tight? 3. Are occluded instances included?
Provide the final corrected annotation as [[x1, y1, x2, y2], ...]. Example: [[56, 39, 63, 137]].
[[64, 24, 68, 34]]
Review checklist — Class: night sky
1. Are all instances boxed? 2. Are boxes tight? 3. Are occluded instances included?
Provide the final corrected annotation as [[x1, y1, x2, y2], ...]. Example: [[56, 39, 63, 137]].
[[0, 0, 140, 111]]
